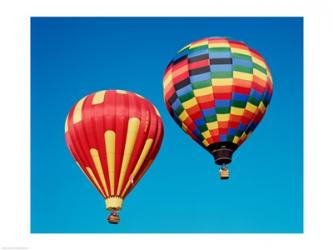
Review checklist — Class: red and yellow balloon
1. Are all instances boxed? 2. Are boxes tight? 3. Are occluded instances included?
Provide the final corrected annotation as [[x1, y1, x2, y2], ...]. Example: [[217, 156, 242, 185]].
[[65, 90, 164, 224]]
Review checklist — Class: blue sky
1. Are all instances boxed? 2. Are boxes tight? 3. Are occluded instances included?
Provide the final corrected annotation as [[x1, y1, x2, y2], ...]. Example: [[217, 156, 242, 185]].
[[31, 17, 303, 233]]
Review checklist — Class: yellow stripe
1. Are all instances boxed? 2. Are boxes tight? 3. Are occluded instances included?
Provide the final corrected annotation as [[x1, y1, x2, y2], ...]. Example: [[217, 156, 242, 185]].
[[105, 130, 116, 196], [92, 90, 106, 105], [90, 148, 110, 197], [73, 96, 86, 124], [117, 118, 140, 195], [120, 138, 153, 197], [212, 78, 233, 86], [86, 167, 105, 197], [245, 102, 257, 113], [64, 114, 69, 132], [233, 71, 253, 81], [231, 107, 244, 116]]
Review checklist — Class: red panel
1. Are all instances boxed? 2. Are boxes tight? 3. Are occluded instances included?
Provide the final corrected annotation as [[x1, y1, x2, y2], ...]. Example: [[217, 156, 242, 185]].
[[189, 59, 210, 70], [210, 129, 220, 137], [209, 37, 228, 43], [172, 71, 189, 84], [183, 117, 196, 131], [200, 100, 215, 109], [212, 135, 220, 143], [218, 127, 228, 134], [243, 110, 253, 120], [164, 87, 175, 102], [233, 79, 252, 88], [172, 58, 188, 71], [197, 94, 214, 104], [207, 137, 214, 144], [214, 92, 232, 100], [230, 114, 242, 123], [228, 121, 240, 129], [229, 40, 248, 49], [186, 105, 202, 118], [188, 110, 202, 121], [252, 80, 266, 93], [234, 85, 251, 95]]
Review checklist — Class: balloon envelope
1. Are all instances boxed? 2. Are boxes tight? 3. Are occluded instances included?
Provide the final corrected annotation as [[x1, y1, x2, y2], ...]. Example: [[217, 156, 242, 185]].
[[65, 90, 163, 214], [163, 37, 273, 166]]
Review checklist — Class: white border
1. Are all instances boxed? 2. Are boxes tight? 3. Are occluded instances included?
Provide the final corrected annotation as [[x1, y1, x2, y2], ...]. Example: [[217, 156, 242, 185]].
[[1, 0, 333, 249]]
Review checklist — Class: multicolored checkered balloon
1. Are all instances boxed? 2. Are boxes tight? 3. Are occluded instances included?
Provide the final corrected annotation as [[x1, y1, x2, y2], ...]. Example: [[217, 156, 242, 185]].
[[163, 37, 273, 174]]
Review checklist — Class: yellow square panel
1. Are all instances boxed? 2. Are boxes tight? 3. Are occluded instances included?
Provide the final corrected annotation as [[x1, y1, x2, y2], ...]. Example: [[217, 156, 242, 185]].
[[181, 123, 189, 132], [233, 71, 253, 81], [212, 78, 233, 86], [193, 87, 213, 97], [202, 139, 209, 147], [191, 40, 209, 48], [231, 107, 244, 116], [217, 114, 230, 121], [163, 74, 172, 88], [252, 56, 266, 68], [208, 42, 229, 48], [182, 98, 197, 109], [253, 68, 267, 81], [233, 136, 240, 144], [207, 121, 218, 130], [245, 102, 257, 113], [267, 71, 272, 82], [240, 133, 247, 141], [202, 130, 211, 139], [178, 110, 189, 122], [258, 102, 266, 113], [231, 47, 251, 56]]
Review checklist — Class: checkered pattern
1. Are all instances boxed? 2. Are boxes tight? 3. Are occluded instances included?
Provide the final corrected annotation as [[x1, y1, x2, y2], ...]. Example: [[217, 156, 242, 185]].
[[163, 37, 273, 148]]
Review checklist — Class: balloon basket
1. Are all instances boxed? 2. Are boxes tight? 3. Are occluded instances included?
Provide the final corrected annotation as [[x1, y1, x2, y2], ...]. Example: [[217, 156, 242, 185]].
[[107, 213, 120, 224], [220, 168, 229, 180]]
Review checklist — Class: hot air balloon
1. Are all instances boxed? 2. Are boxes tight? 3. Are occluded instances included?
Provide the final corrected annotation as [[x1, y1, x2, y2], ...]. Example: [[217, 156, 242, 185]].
[[65, 90, 163, 223], [163, 37, 273, 180]]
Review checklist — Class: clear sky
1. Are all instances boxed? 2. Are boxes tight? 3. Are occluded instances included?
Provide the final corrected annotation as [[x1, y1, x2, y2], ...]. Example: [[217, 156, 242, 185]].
[[31, 17, 303, 233]]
